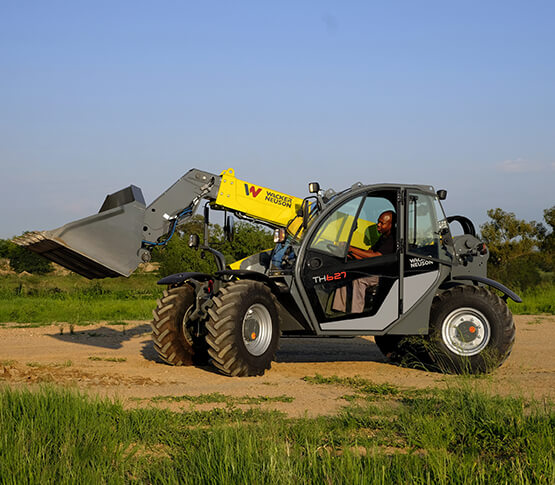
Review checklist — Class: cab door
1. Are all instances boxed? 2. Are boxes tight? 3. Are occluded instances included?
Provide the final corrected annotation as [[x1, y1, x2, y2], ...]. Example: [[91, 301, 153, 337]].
[[299, 190, 400, 332], [401, 190, 451, 314]]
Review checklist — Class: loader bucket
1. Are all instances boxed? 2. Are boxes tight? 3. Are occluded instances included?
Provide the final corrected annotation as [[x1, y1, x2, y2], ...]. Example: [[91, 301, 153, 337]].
[[14, 185, 147, 279]]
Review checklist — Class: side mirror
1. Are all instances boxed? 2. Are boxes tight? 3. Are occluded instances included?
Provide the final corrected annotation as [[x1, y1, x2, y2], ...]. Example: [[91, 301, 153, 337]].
[[224, 214, 235, 242], [436, 189, 447, 200], [273, 228, 286, 243], [188, 234, 200, 249], [302, 199, 310, 229]]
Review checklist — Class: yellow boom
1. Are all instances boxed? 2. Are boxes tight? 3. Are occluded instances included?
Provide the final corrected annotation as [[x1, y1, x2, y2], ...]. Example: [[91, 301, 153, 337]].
[[214, 168, 304, 228]]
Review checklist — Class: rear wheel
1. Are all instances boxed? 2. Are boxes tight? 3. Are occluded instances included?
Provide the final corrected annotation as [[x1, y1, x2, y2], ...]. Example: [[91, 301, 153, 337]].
[[428, 285, 515, 373], [206, 280, 280, 377], [151, 285, 207, 365]]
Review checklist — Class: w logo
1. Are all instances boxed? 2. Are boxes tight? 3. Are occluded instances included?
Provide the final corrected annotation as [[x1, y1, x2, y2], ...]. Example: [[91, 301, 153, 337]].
[[244, 184, 262, 198]]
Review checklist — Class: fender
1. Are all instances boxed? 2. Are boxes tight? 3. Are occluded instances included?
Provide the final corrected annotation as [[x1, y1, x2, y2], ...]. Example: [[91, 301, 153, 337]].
[[215, 269, 281, 292], [157, 272, 214, 285], [453, 275, 522, 303], [157, 269, 282, 291]]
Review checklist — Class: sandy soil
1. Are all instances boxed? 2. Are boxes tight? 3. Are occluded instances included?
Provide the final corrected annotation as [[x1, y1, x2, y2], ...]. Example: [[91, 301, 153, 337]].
[[0, 315, 553, 417]]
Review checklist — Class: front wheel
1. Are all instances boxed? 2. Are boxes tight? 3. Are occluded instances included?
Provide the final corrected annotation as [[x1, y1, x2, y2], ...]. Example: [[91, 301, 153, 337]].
[[428, 285, 515, 373], [205, 280, 280, 377]]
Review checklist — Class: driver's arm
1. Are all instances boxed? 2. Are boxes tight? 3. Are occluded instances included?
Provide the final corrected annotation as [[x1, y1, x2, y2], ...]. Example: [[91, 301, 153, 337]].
[[347, 246, 382, 259]]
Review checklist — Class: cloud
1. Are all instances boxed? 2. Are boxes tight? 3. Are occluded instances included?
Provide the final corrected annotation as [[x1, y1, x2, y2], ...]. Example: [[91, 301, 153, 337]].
[[496, 159, 546, 173]]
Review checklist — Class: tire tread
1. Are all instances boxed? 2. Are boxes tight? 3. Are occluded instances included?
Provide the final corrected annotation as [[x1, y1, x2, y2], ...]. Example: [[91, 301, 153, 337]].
[[205, 280, 280, 377]]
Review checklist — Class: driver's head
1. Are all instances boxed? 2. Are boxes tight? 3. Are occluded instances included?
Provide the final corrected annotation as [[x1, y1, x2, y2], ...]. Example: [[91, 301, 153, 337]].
[[377, 211, 395, 237]]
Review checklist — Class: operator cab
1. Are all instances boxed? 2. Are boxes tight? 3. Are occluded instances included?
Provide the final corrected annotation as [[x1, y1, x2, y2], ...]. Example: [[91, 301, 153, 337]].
[[296, 184, 454, 332]]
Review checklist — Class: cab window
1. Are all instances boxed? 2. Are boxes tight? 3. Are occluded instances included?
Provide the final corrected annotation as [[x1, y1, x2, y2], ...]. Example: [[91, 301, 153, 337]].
[[348, 196, 396, 257], [407, 192, 450, 260]]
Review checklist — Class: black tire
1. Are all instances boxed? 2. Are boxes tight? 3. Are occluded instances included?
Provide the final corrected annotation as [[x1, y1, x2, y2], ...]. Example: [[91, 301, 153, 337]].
[[151, 285, 207, 366], [427, 285, 515, 374], [205, 280, 280, 377]]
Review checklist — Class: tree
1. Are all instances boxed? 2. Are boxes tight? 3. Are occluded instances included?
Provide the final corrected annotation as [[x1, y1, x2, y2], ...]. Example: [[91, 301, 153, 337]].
[[157, 235, 219, 277], [153, 216, 216, 276], [0, 239, 12, 259], [480, 209, 540, 265], [480, 208, 552, 291], [538, 206, 555, 271], [216, 221, 274, 262]]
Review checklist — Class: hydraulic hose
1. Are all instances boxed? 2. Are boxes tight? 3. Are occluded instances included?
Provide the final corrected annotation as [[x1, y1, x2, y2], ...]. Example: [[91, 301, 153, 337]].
[[141, 206, 193, 247]]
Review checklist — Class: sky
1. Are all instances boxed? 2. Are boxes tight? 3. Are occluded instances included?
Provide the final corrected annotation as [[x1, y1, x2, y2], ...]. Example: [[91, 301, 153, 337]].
[[1, 1, 554, 239]]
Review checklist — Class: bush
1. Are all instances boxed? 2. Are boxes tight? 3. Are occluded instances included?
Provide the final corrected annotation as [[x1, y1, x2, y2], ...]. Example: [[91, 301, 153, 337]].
[[226, 222, 274, 261], [8, 243, 53, 274], [156, 219, 273, 277], [1, 238, 53, 275], [0, 239, 12, 258], [157, 236, 218, 277], [488, 254, 543, 292]]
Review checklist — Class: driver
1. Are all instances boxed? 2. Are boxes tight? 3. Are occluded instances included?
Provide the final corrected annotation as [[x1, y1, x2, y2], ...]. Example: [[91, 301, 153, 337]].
[[348, 210, 396, 259], [332, 211, 396, 313]]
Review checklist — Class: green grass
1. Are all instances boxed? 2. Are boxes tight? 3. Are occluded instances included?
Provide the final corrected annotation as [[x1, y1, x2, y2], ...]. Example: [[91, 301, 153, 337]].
[[88, 356, 127, 363], [0, 274, 553, 325], [0, 273, 162, 323], [303, 374, 402, 401], [509, 284, 555, 315], [0, 298, 157, 324], [25, 360, 73, 368], [133, 392, 294, 406], [0, 273, 553, 325], [0, 382, 552, 484], [0, 272, 161, 297]]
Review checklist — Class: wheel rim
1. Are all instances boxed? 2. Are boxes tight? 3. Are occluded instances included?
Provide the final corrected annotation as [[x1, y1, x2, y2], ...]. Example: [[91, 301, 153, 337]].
[[242, 303, 273, 356], [441, 307, 490, 356]]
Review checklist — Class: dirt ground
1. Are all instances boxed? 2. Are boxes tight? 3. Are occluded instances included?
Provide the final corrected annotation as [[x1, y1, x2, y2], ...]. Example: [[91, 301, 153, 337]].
[[1, 315, 553, 417]]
